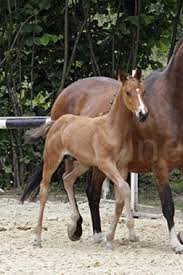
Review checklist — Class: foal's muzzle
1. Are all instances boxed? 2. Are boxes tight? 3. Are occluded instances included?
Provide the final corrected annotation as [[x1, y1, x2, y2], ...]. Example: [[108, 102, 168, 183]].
[[138, 110, 148, 122]]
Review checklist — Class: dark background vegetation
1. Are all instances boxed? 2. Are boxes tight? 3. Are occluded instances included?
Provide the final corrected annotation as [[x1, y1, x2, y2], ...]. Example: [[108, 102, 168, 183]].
[[0, 0, 183, 200]]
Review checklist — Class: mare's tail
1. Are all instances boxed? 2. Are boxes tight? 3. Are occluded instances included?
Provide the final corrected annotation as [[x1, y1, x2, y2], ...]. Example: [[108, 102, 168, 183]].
[[20, 161, 44, 203], [24, 120, 54, 144], [21, 119, 55, 202], [20, 160, 66, 203]]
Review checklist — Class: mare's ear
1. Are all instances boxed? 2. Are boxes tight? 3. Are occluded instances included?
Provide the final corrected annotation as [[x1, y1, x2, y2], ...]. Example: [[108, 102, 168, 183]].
[[133, 67, 142, 80], [118, 71, 128, 84]]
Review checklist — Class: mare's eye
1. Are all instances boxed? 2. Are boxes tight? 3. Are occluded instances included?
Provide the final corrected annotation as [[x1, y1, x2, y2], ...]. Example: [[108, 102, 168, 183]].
[[126, 91, 131, 97]]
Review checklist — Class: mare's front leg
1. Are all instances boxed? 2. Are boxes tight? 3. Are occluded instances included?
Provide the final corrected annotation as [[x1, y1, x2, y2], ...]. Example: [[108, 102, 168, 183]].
[[63, 161, 89, 241], [154, 160, 183, 253], [98, 161, 133, 248], [86, 167, 105, 243]]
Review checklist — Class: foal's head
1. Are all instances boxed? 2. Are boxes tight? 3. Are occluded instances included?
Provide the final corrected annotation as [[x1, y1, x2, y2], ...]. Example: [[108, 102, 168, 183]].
[[119, 68, 148, 122]]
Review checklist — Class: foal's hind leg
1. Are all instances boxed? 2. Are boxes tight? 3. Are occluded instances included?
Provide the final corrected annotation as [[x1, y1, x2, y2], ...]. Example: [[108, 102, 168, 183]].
[[63, 161, 89, 241], [33, 151, 64, 247]]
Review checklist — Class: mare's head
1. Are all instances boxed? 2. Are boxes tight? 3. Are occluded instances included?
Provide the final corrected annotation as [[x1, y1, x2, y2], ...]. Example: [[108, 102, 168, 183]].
[[119, 68, 148, 122]]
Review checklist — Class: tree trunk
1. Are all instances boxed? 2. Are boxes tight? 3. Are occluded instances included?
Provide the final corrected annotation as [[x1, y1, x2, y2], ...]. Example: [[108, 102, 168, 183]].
[[111, 0, 122, 78], [131, 0, 141, 70], [60, 0, 90, 89], [60, 0, 69, 89], [167, 0, 183, 62]]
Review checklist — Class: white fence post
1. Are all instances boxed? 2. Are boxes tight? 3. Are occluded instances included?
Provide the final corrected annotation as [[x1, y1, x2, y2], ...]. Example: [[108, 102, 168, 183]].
[[131, 173, 138, 211]]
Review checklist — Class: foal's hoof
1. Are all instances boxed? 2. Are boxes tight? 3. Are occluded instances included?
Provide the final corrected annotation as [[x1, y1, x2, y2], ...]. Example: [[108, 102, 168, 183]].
[[177, 231, 183, 245], [33, 239, 42, 248], [129, 235, 139, 242], [106, 241, 114, 250], [67, 216, 83, 241]]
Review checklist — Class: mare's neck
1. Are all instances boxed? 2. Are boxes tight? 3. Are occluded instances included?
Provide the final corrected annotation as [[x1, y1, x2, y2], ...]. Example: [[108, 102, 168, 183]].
[[106, 87, 132, 137], [164, 44, 183, 108], [165, 44, 183, 91]]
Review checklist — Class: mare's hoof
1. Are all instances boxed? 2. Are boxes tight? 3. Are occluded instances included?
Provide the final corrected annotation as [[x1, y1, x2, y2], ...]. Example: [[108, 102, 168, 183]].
[[171, 237, 183, 254], [172, 243, 183, 254], [67, 216, 83, 241], [177, 231, 183, 245], [93, 232, 106, 243]]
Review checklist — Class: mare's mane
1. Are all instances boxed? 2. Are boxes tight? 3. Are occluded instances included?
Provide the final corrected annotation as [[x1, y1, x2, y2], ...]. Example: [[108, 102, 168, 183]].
[[146, 38, 183, 81], [172, 38, 183, 56]]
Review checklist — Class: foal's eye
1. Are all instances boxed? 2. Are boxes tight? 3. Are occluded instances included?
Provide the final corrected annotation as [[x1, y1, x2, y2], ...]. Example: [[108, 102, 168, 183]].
[[126, 91, 131, 97]]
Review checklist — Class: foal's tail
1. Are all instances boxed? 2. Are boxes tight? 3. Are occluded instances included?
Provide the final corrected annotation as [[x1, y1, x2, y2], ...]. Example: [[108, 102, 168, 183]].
[[24, 120, 54, 144]]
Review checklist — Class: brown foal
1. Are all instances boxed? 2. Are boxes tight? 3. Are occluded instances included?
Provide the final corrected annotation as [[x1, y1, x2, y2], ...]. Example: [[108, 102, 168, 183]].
[[33, 69, 148, 247]]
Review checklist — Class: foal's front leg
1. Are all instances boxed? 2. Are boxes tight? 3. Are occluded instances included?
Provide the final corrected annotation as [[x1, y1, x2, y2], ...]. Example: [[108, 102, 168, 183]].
[[118, 167, 137, 242], [98, 161, 133, 248], [63, 161, 89, 241]]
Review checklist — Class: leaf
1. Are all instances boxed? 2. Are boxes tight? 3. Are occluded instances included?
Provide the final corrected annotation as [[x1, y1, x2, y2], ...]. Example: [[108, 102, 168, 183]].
[[24, 4, 34, 15], [34, 33, 63, 46], [22, 24, 33, 33], [32, 24, 43, 33], [25, 37, 33, 46], [39, 0, 51, 10], [141, 14, 155, 26], [125, 16, 139, 26], [4, 166, 12, 174], [33, 37, 41, 45], [39, 34, 50, 46]]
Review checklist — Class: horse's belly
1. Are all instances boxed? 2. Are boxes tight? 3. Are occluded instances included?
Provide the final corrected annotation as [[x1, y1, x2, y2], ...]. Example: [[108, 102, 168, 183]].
[[164, 142, 183, 168], [62, 124, 96, 166], [128, 140, 183, 173]]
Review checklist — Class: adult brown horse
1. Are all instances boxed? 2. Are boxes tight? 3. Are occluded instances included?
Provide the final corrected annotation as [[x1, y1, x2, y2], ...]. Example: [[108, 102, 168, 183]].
[[21, 39, 183, 253]]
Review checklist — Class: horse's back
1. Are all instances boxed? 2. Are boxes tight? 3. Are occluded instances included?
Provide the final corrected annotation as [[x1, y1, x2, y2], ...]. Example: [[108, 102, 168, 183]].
[[51, 77, 120, 120]]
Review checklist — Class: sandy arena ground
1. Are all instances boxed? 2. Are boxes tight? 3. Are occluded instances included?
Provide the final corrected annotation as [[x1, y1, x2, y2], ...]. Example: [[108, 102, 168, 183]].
[[0, 195, 183, 275]]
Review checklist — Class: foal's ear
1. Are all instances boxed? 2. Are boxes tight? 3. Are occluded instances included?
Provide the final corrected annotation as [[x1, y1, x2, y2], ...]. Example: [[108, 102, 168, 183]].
[[118, 71, 128, 83], [133, 67, 142, 81]]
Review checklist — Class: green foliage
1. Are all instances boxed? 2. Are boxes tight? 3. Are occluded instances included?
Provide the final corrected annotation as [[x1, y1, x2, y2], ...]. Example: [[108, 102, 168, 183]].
[[0, 0, 183, 190], [34, 33, 63, 46]]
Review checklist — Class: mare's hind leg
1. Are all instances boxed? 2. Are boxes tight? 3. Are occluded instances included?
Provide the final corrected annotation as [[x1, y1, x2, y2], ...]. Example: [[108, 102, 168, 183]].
[[33, 151, 64, 247], [86, 168, 105, 243], [98, 161, 132, 248], [154, 160, 183, 253], [63, 161, 89, 241]]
